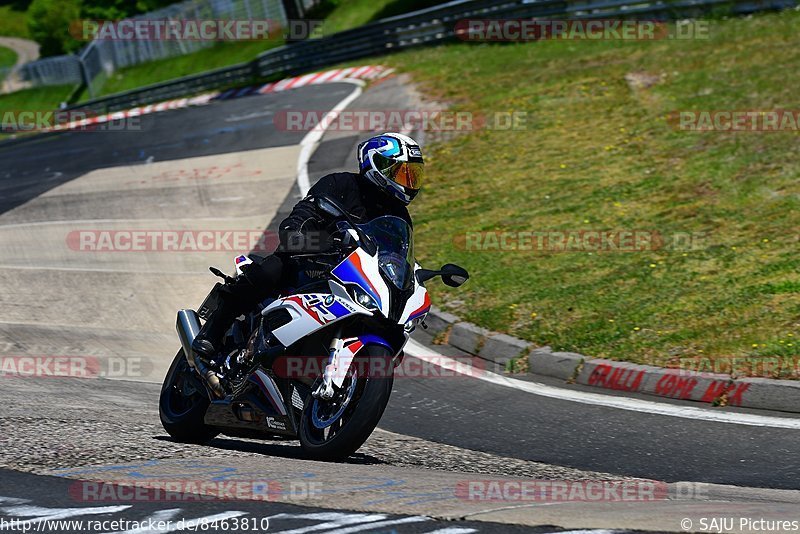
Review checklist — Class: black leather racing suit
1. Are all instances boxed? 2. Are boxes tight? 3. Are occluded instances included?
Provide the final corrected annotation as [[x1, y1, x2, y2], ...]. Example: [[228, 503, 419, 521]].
[[194, 171, 412, 355]]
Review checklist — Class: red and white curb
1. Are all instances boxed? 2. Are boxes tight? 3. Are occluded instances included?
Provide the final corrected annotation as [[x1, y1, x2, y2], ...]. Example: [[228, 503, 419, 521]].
[[425, 307, 800, 416], [257, 65, 389, 94], [49, 65, 395, 132]]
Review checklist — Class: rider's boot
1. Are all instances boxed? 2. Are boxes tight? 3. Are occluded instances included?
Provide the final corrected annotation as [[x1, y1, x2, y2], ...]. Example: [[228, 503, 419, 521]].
[[192, 254, 285, 363], [191, 284, 249, 365]]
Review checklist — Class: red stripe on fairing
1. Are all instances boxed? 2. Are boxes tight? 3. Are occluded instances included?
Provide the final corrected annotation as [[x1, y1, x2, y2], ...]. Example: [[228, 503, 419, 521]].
[[348, 253, 381, 302], [285, 295, 323, 324], [345, 340, 364, 352], [408, 292, 431, 320]]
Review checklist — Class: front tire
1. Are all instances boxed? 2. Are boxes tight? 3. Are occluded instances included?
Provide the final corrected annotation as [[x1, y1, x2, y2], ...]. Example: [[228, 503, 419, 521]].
[[299, 345, 394, 461], [159, 350, 219, 443]]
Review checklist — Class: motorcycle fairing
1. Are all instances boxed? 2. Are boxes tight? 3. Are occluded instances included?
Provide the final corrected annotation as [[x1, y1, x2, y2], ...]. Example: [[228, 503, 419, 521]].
[[324, 337, 363, 388], [399, 281, 431, 324], [248, 368, 287, 416], [263, 292, 356, 347], [331, 248, 391, 317]]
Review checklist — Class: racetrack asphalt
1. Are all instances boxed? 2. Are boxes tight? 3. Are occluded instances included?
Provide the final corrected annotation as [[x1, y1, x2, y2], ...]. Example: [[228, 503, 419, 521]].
[[0, 73, 798, 533]]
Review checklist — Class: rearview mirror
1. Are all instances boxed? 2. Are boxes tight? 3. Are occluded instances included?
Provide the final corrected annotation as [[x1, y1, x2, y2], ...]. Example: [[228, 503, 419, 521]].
[[440, 263, 469, 287], [416, 263, 470, 287], [315, 196, 344, 217]]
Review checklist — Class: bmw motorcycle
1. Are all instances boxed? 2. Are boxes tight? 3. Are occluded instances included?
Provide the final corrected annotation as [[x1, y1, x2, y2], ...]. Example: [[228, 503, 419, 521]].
[[159, 196, 469, 460]]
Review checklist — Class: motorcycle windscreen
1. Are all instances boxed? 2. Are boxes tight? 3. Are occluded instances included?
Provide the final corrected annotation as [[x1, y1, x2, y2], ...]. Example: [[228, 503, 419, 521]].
[[356, 215, 414, 290]]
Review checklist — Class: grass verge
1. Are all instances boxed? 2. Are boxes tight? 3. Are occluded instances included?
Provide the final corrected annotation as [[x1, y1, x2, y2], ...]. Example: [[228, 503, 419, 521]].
[[0, 46, 17, 69], [0, 5, 30, 39], [78, 39, 284, 100], [0, 84, 73, 110], [311, 0, 453, 34], [381, 11, 800, 377]]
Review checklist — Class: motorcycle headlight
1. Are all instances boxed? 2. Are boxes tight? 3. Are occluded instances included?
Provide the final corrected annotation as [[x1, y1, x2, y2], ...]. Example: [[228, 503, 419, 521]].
[[350, 285, 379, 311]]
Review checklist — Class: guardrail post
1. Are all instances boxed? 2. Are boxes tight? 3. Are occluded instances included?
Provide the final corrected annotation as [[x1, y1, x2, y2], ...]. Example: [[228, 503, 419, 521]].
[[78, 56, 95, 100]]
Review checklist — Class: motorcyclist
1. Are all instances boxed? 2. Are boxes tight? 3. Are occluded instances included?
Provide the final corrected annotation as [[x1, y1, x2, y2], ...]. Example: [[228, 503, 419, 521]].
[[191, 132, 425, 362]]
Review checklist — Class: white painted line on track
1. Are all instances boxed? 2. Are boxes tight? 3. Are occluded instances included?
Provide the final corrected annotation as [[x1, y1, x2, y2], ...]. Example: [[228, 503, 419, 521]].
[[296, 79, 365, 196], [405, 339, 800, 429], [320, 516, 430, 534], [422, 528, 478, 534], [111, 511, 248, 534], [0, 504, 132, 528], [267, 512, 388, 533]]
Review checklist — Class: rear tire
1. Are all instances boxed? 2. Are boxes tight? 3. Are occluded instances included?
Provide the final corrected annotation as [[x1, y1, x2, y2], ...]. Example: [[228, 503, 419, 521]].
[[299, 345, 394, 461], [159, 350, 219, 444]]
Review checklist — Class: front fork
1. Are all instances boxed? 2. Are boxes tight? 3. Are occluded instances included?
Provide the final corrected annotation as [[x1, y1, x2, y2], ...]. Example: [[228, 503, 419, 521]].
[[313, 327, 359, 400]]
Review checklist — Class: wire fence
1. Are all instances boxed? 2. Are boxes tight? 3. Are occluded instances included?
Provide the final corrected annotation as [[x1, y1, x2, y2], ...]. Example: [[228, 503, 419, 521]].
[[14, 0, 286, 96], [13, 0, 799, 111]]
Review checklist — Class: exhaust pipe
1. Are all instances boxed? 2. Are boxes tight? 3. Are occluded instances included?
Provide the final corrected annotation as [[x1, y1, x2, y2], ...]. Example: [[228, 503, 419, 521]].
[[176, 309, 225, 398], [176, 309, 202, 367]]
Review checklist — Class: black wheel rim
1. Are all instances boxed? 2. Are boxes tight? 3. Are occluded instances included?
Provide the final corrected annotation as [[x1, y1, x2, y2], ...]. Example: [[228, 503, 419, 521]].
[[306, 370, 360, 444]]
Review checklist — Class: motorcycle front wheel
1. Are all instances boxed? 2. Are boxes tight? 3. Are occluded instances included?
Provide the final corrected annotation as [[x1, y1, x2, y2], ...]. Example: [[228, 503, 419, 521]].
[[159, 350, 219, 443], [299, 344, 394, 461]]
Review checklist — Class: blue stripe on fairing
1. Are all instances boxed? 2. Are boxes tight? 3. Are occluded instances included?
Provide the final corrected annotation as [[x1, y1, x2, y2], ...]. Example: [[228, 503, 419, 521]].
[[328, 300, 351, 319], [408, 306, 430, 322], [332, 257, 382, 309]]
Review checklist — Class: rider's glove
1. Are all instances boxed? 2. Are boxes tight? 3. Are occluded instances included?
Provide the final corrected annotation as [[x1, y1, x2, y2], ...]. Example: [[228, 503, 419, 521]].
[[283, 230, 306, 253]]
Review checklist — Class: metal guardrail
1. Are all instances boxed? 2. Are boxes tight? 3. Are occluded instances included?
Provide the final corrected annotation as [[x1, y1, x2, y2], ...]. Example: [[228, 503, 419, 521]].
[[68, 0, 798, 113], [12, 0, 286, 96]]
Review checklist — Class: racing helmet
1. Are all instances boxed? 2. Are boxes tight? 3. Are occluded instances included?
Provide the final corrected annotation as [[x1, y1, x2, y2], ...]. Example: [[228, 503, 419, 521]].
[[357, 132, 424, 205]]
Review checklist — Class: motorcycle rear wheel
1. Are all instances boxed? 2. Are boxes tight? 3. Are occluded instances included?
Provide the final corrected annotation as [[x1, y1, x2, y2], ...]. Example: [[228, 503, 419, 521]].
[[159, 350, 219, 444]]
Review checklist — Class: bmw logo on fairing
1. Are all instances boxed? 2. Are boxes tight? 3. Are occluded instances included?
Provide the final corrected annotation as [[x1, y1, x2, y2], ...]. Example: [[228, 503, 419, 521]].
[[324, 295, 335, 306]]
